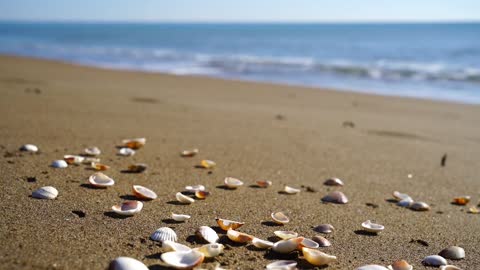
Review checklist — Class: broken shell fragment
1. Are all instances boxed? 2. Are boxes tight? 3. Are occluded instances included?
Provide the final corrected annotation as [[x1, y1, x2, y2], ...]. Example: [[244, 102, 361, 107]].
[[361, 220, 384, 233], [392, 191, 411, 201], [298, 238, 320, 249], [256, 180, 272, 188], [32, 186, 58, 199], [196, 243, 224, 258], [180, 149, 199, 157], [185, 185, 205, 193], [162, 240, 191, 252], [302, 247, 337, 266], [313, 224, 335, 234], [195, 190, 210, 199], [122, 138, 146, 149], [271, 212, 290, 225], [272, 237, 303, 254], [127, 163, 147, 173], [422, 255, 447, 266], [356, 265, 389, 270], [452, 196, 470, 205], [467, 206, 479, 214], [387, 260, 413, 270], [118, 148, 135, 156], [266, 260, 297, 270], [440, 265, 464, 270], [51, 160, 68, 168], [312, 235, 331, 247], [91, 162, 110, 171], [88, 172, 115, 187], [196, 226, 219, 244], [151, 227, 178, 243], [84, 146, 101, 156], [176, 192, 194, 204], [438, 246, 465, 260], [216, 218, 245, 231], [20, 144, 38, 152], [108, 256, 149, 270], [410, 201, 430, 211], [63, 155, 85, 165], [284, 186, 300, 194], [251, 238, 274, 249], [324, 178, 344, 186], [132, 185, 157, 200], [224, 177, 243, 189], [226, 229, 254, 243], [200, 159, 216, 169], [83, 157, 100, 164], [274, 231, 298, 240], [322, 191, 348, 204], [161, 250, 204, 269], [171, 213, 191, 222], [111, 201, 143, 216]]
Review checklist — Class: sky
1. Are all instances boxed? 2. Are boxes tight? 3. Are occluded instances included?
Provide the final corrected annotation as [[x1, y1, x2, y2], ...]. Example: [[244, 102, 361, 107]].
[[0, 0, 479, 23]]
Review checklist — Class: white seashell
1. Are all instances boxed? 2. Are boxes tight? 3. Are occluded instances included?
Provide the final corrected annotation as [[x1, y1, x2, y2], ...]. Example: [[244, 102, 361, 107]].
[[298, 238, 320, 249], [387, 260, 413, 270], [180, 148, 199, 157], [224, 177, 243, 189], [324, 178, 344, 186], [132, 185, 157, 200], [162, 240, 191, 252], [151, 227, 178, 243], [251, 238, 274, 249], [196, 226, 219, 244], [88, 172, 115, 187], [266, 260, 297, 270], [185, 185, 205, 193], [63, 155, 85, 165], [422, 255, 447, 266], [20, 144, 38, 152], [216, 218, 244, 231], [302, 247, 337, 266], [84, 146, 101, 156], [51, 160, 68, 168], [313, 224, 335, 234], [122, 138, 146, 149], [176, 192, 194, 204], [83, 157, 100, 164], [274, 231, 298, 240], [312, 235, 331, 247], [356, 265, 389, 270], [322, 191, 348, 204], [361, 220, 384, 233], [196, 243, 224, 258], [171, 213, 191, 222], [440, 265, 464, 270], [226, 229, 253, 243], [438, 246, 465, 260], [271, 212, 290, 224], [111, 201, 143, 216], [284, 186, 300, 194], [392, 191, 411, 201], [118, 147, 135, 156], [397, 197, 413, 207], [161, 250, 204, 269], [108, 256, 149, 270], [272, 238, 303, 254], [32, 186, 58, 199], [410, 201, 430, 211]]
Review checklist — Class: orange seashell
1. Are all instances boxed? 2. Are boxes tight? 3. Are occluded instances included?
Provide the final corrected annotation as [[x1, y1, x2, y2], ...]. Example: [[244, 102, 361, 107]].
[[91, 162, 110, 171], [216, 218, 245, 231], [452, 196, 470, 205], [195, 190, 210, 199]]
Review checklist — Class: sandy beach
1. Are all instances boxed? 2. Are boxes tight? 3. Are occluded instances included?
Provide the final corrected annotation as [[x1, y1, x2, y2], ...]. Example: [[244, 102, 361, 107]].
[[0, 55, 479, 269]]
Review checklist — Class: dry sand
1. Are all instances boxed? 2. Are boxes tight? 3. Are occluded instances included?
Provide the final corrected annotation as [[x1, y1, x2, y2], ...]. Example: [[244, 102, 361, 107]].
[[0, 55, 479, 269]]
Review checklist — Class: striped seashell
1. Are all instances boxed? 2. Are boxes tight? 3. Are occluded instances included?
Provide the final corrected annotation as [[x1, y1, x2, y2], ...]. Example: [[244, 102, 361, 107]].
[[150, 227, 177, 243]]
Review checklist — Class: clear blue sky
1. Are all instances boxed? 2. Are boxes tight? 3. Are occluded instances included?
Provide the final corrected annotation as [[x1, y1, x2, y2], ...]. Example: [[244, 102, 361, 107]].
[[1, 0, 479, 22]]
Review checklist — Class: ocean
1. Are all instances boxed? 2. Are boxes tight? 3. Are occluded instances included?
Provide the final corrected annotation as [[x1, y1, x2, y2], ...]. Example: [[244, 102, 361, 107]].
[[1, 22, 479, 104]]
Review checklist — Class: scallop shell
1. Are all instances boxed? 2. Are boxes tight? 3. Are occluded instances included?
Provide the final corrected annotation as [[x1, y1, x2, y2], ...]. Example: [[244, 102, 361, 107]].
[[181, 149, 199, 157], [438, 246, 465, 260], [302, 247, 337, 266], [176, 192, 194, 204], [200, 159, 216, 169], [392, 191, 411, 201], [91, 162, 110, 171], [88, 172, 115, 187], [313, 224, 335, 234], [387, 260, 413, 270], [111, 201, 143, 216], [397, 197, 413, 207], [312, 235, 331, 247], [185, 185, 205, 193], [128, 163, 147, 173], [132, 185, 157, 200], [322, 191, 348, 204], [361, 220, 384, 233], [32, 186, 58, 199], [356, 265, 389, 270], [440, 265, 464, 270], [224, 177, 243, 189], [256, 180, 272, 188], [171, 213, 191, 222], [51, 160, 68, 168], [298, 238, 320, 249], [226, 229, 253, 243], [122, 138, 146, 149], [452, 196, 470, 205], [324, 178, 344, 186], [161, 250, 204, 269], [196, 243, 224, 258], [108, 257, 149, 270], [284, 186, 300, 194], [274, 231, 298, 240], [162, 240, 191, 252], [251, 238, 274, 249], [216, 218, 245, 231], [118, 147, 135, 156], [195, 190, 210, 199], [271, 212, 290, 224], [84, 146, 101, 156], [151, 227, 178, 243], [266, 260, 297, 270], [272, 238, 303, 254], [422, 255, 447, 266], [20, 144, 38, 152], [410, 201, 430, 211], [63, 155, 85, 165], [196, 226, 219, 244]]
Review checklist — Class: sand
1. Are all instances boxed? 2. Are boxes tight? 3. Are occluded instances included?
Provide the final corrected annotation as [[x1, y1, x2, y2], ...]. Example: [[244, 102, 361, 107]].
[[0, 55, 479, 270]]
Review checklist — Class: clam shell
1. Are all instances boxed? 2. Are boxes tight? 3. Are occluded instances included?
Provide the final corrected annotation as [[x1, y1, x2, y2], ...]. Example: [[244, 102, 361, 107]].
[[272, 237, 303, 254], [324, 178, 344, 186], [322, 191, 348, 204], [312, 235, 331, 247], [196, 243, 224, 258], [162, 240, 191, 252], [91, 162, 110, 171], [63, 155, 85, 165], [171, 213, 191, 222], [224, 177, 243, 188], [51, 160, 68, 168], [251, 238, 274, 249], [200, 159, 216, 169], [274, 231, 298, 240], [397, 197, 413, 207], [440, 265, 464, 270], [438, 246, 465, 260], [32, 186, 58, 199], [361, 220, 384, 233], [88, 172, 115, 187], [196, 226, 219, 244], [195, 190, 210, 199], [452, 196, 470, 205], [180, 149, 198, 157], [271, 212, 290, 224], [266, 260, 297, 270], [185, 185, 205, 193], [84, 146, 101, 156], [161, 250, 204, 269], [298, 238, 320, 249], [112, 201, 143, 216], [410, 201, 430, 211], [387, 260, 413, 270], [356, 265, 389, 270], [176, 192, 194, 204], [122, 138, 146, 149], [128, 163, 147, 173], [313, 224, 334, 234], [302, 247, 337, 266], [118, 147, 135, 156], [216, 218, 245, 231], [20, 144, 38, 152], [108, 257, 149, 270], [226, 229, 253, 243], [132, 185, 157, 200], [422, 255, 447, 266], [392, 191, 411, 201], [151, 227, 178, 243], [256, 180, 272, 188], [284, 186, 300, 194]]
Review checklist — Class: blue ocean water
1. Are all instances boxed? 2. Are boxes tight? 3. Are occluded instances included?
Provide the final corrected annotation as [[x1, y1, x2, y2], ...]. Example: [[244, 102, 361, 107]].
[[1, 22, 479, 103]]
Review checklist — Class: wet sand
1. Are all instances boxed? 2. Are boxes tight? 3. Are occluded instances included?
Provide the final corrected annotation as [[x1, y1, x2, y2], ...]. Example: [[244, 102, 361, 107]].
[[0, 55, 479, 269]]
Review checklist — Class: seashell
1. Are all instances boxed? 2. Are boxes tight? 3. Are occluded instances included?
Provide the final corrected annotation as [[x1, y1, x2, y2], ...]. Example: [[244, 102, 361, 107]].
[[51, 160, 68, 168], [151, 227, 178, 243], [313, 224, 335, 234], [19, 144, 38, 152], [195, 190, 210, 199], [392, 191, 411, 201], [83, 157, 100, 164], [256, 180, 272, 188], [196, 243, 224, 258], [122, 138, 146, 149], [271, 212, 290, 225], [88, 172, 115, 187], [272, 237, 303, 254], [266, 260, 297, 270], [324, 178, 344, 186], [410, 201, 430, 211], [452, 196, 470, 205], [196, 226, 219, 244], [312, 235, 331, 247], [132, 185, 157, 200], [298, 238, 320, 249], [322, 191, 348, 204], [274, 231, 298, 240], [467, 206, 479, 214], [356, 265, 389, 270], [397, 197, 413, 207], [185, 185, 205, 193], [422, 255, 447, 266], [302, 247, 337, 266], [224, 177, 243, 189], [171, 213, 191, 222], [251, 238, 274, 249], [176, 192, 195, 204], [84, 146, 101, 156], [91, 162, 110, 171], [438, 246, 465, 260], [127, 163, 147, 173], [162, 240, 191, 252], [361, 220, 384, 233], [180, 148, 199, 157], [216, 218, 245, 231], [226, 229, 254, 243], [118, 147, 135, 156], [63, 155, 85, 165], [387, 260, 413, 270], [440, 265, 464, 270], [32, 186, 58, 199], [284, 186, 300, 194], [200, 159, 216, 169], [111, 201, 143, 216], [108, 256, 149, 270], [161, 250, 204, 269]]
